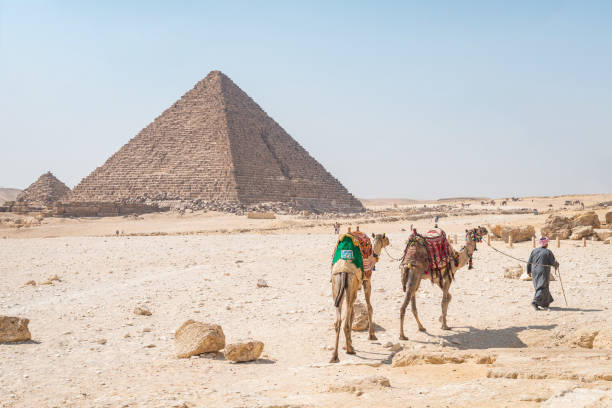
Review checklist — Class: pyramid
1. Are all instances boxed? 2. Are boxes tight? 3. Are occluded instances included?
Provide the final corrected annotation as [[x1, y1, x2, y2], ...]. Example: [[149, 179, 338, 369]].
[[72, 71, 364, 212], [16, 171, 71, 207]]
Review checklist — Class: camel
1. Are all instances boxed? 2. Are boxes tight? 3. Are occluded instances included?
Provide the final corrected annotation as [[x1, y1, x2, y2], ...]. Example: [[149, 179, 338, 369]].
[[399, 227, 487, 339], [330, 232, 390, 363]]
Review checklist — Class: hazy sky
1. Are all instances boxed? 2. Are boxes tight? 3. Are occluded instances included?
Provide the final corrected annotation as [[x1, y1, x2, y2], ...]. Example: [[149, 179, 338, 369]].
[[1, 1, 611, 199]]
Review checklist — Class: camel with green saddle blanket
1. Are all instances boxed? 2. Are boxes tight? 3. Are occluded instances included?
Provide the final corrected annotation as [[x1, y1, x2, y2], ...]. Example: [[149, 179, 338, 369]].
[[329, 230, 389, 363], [398, 226, 487, 340]]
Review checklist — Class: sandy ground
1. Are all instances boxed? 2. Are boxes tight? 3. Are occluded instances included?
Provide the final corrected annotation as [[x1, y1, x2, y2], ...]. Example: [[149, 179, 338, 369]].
[[1, 195, 611, 407]]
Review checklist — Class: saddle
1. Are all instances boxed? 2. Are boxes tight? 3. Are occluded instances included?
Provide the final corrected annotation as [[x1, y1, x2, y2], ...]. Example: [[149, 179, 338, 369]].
[[331, 231, 375, 279], [403, 228, 456, 278]]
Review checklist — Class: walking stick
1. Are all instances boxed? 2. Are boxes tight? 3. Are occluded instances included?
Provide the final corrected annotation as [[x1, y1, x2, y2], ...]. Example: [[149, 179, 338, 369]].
[[555, 265, 568, 307]]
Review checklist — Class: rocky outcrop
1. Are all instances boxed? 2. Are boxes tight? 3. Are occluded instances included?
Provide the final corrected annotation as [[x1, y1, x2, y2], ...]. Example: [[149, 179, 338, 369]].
[[0, 316, 31, 342], [224, 340, 264, 362], [605, 211, 612, 225], [541, 215, 572, 239], [488, 225, 535, 242], [592, 327, 612, 349], [174, 320, 225, 358], [391, 351, 496, 367], [570, 328, 598, 349], [571, 211, 600, 229]]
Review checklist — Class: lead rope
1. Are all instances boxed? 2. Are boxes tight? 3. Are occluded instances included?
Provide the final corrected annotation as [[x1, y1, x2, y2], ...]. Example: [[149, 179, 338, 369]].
[[383, 245, 404, 262]]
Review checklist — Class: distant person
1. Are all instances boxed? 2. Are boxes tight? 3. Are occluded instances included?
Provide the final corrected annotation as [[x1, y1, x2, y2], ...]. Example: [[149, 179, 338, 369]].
[[434, 215, 439, 224], [333, 222, 340, 234], [527, 237, 559, 311]]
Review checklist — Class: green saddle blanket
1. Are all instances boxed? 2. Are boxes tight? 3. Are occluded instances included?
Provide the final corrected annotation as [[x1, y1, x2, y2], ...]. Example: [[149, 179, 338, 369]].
[[332, 236, 364, 273]]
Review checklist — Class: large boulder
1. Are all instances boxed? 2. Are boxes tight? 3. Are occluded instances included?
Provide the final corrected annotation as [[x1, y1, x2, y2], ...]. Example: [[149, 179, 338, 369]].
[[174, 320, 225, 358], [540, 215, 572, 239], [224, 340, 264, 362], [606, 211, 612, 225], [0, 316, 31, 342], [503, 264, 523, 279], [570, 226, 593, 240], [571, 211, 600, 229], [488, 225, 535, 242]]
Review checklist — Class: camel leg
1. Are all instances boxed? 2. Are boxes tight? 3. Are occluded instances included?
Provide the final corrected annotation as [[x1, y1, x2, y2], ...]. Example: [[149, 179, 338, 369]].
[[399, 289, 411, 341], [363, 279, 377, 341], [344, 282, 357, 355], [330, 272, 345, 363], [440, 278, 452, 330], [408, 268, 426, 332]]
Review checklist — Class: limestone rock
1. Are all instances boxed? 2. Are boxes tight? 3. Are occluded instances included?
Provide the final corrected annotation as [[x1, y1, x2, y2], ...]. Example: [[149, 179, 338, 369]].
[[174, 320, 225, 358], [606, 211, 612, 225], [224, 340, 264, 362], [391, 350, 496, 367], [593, 229, 612, 241], [351, 300, 369, 331], [541, 215, 572, 239], [570, 328, 598, 349], [503, 264, 523, 279], [134, 306, 152, 316], [256, 279, 268, 288], [24, 280, 36, 286], [488, 224, 535, 242], [592, 327, 612, 349], [570, 226, 593, 240], [0, 316, 32, 342], [571, 211, 601, 228], [604, 238, 611, 245]]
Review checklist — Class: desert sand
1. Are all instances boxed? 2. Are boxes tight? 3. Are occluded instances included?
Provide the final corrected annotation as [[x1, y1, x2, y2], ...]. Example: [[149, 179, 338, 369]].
[[1, 194, 611, 407]]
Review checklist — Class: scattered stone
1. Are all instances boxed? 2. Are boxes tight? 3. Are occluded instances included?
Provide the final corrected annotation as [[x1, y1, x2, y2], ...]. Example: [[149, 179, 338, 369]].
[[605, 211, 612, 225], [256, 279, 268, 288], [48, 274, 61, 282], [24, 280, 36, 286], [570, 328, 598, 349], [97, 339, 107, 345], [174, 320, 225, 358], [383, 341, 394, 348], [134, 306, 152, 316], [390, 343, 403, 352], [224, 340, 264, 362], [0, 316, 31, 342], [247, 212, 276, 219], [351, 300, 369, 331], [503, 264, 523, 279], [144, 344, 156, 348]]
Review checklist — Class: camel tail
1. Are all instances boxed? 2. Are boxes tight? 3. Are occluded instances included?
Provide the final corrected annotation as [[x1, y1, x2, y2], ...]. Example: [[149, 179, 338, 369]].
[[333, 272, 348, 307], [401, 264, 410, 292]]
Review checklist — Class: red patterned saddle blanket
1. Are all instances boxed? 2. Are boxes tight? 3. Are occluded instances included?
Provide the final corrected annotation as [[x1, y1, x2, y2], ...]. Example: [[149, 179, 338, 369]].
[[423, 229, 452, 272]]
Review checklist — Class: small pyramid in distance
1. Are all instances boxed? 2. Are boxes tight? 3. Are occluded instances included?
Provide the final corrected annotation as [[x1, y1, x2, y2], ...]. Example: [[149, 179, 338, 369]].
[[16, 171, 71, 207], [72, 70, 364, 213]]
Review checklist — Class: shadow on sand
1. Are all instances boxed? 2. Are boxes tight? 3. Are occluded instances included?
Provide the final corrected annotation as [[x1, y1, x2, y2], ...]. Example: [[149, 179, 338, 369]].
[[548, 307, 602, 312], [0, 339, 41, 345], [435, 325, 557, 349]]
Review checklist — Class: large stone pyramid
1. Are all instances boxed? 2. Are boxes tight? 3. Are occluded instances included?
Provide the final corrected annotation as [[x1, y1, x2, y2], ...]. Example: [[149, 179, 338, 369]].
[[16, 171, 71, 207], [72, 71, 363, 213]]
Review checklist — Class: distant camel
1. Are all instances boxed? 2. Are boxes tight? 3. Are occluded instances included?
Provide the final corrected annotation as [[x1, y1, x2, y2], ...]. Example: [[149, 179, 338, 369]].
[[399, 227, 487, 338], [330, 232, 389, 363]]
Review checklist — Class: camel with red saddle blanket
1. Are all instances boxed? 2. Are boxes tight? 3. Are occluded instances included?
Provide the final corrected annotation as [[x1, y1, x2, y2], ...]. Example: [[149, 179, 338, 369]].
[[329, 229, 390, 363], [399, 226, 487, 339]]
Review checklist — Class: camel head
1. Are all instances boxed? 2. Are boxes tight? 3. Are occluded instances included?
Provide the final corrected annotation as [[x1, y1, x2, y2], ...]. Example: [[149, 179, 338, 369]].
[[370, 232, 390, 259], [465, 226, 487, 245]]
